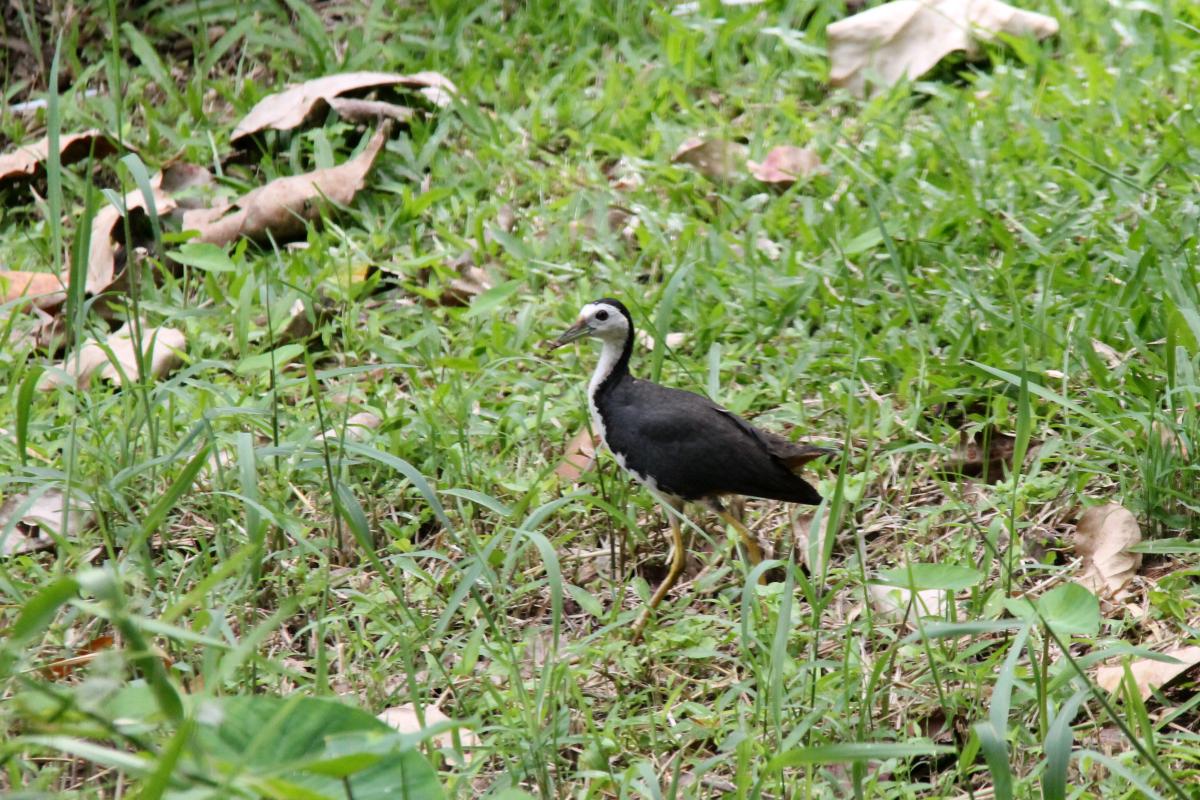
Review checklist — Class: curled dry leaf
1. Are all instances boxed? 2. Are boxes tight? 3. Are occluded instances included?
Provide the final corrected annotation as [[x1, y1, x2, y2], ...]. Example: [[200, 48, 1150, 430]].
[[0, 489, 95, 556], [793, 510, 834, 576], [87, 177, 180, 294], [1074, 504, 1141, 597], [0, 130, 118, 184], [1091, 338, 1124, 369], [556, 428, 598, 481], [1095, 646, 1200, 701], [868, 583, 947, 624], [673, 0, 763, 13], [183, 122, 392, 246], [945, 425, 1022, 482], [327, 97, 415, 124], [38, 323, 186, 390], [671, 137, 747, 182], [377, 703, 479, 757], [635, 329, 686, 351], [747, 145, 821, 185], [231, 71, 455, 143], [318, 411, 382, 444], [828, 0, 1060, 96], [1, 270, 67, 309], [433, 250, 494, 307]]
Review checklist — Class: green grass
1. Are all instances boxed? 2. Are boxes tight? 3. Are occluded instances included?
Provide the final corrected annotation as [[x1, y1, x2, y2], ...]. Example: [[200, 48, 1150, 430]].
[[2, 0, 1200, 797]]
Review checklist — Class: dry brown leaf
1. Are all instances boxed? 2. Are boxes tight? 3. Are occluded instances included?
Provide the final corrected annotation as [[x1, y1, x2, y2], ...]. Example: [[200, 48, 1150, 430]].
[[827, 0, 1059, 96], [1095, 646, 1200, 700], [1, 270, 67, 309], [231, 72, 455, 143], [793, 511, 834, 576], [43, 635, 115, 679], [0, 489, 95, 555], [1074, 504, 1141, 597], [868, 583, 947, 624], [671, 137, 747, 182], [635, 329, 686, 351], [327, 97, 416, 124], [0, 130, 118, 184], [673, 0, 762, 13], [86, 179, 180, 294], [747, 145, 821, 185], [556, 428, 598, 481], [435, 251, 493, 307], [183, 123, 392, 246], [944, 425, 1019, 482], [318, 411, 382, 444], [377, 703, 479, 755], [38, 323, 186, 390], [1091, 338, 1123, 369]]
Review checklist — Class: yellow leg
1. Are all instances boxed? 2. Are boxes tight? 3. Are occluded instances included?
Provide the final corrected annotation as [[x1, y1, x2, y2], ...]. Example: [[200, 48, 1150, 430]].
[[718, 509, 766, 584], [631, 512, 685, 643]]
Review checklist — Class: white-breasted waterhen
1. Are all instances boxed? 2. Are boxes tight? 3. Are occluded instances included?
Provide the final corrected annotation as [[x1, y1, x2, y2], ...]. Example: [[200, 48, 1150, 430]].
[[551, 298, 831, 639]]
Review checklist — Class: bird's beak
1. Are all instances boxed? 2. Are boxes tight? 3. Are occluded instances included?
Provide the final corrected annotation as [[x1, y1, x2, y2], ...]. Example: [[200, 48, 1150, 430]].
[[549, 318, 591, 350]]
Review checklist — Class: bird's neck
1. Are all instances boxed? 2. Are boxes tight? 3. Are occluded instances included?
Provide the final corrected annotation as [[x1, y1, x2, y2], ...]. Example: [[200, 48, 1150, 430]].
[[588, 331, 633, 399]]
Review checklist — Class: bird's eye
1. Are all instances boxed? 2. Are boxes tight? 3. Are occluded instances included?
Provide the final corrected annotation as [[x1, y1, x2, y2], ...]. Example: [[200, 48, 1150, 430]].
[[595, 310, 610, 321]]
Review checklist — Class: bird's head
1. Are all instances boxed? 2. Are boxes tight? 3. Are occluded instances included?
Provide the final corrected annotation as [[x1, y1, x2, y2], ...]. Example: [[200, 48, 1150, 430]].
[[551, 298, 631, 349]]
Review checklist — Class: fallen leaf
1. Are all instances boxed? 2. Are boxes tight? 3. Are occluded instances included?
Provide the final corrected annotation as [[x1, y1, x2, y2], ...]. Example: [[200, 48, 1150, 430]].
[[0, 489, 95, 555], [231, 72, 455, 143], [0, 130, 118, 185], [44, 635, 115, 678], [318, 412, 382, 444], [793, 511, 834, 575], [635, 330, 686, 351], [437, 252, 493, 307], [747, 145, 821, 185], [1, 270, 67, 309], [673, 0, 763, 14], [38, 323, 186, 390], [671, 137, 747, 182], [1074, 504, 1141, 597], [183, 123, 392, 246], [944, 425, 1021, 482], [1091, 338, 1123, 369], [327, 97, 416, 124], [556, 428, 597, 481], [84, 162, 218, 296], [86, 178, 179, 294], [377, 703, 479, 756], [827, 0, 1060, 96], [868, 583, 947, 624], [1095, 646, 1200, 700]]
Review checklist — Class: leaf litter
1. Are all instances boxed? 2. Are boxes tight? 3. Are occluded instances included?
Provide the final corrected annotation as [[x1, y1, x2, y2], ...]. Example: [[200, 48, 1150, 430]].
[[1074, 503, 1142, 598], [37, 323, 186, 390], [0, 130, 118, 186], [827, 0, 1060, 95], [0, 489, 95, 556], [747, 145, 821, 185], [230, 71, 456, 144]]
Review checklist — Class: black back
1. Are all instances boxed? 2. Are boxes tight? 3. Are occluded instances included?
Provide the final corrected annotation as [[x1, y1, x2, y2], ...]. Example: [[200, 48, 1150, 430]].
[[595, 366, 823, 505]]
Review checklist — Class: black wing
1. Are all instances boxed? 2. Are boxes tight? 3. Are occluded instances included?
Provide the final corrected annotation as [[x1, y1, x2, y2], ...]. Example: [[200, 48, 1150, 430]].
[[602, 380, 823, 504]]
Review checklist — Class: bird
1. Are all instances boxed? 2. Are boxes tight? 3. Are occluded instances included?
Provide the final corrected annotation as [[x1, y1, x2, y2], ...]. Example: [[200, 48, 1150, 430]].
[[551, 297, 831, 640]]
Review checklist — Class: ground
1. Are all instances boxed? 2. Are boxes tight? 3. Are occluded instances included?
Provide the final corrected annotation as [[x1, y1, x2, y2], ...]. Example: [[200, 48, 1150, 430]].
[[1, 0, 1199, 798]]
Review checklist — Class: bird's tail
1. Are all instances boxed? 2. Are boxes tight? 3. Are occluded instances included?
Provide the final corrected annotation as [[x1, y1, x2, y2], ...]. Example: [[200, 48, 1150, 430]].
[[779, 444, 838, 471]]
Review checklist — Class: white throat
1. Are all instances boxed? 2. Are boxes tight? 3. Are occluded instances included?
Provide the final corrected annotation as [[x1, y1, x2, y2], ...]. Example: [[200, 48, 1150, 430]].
[[586, 336, 625, 446]]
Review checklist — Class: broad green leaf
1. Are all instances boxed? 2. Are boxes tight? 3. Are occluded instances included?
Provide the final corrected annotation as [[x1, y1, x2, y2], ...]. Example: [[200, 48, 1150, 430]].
[[237, 344, 306, 376], [195, 696, 444, 800], [1037, 583, 1101, 637], [768, 740, 951, 769], [464, 280, 521, 319], [875, 563, 983, 591], [169, 241, 237, 272]]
